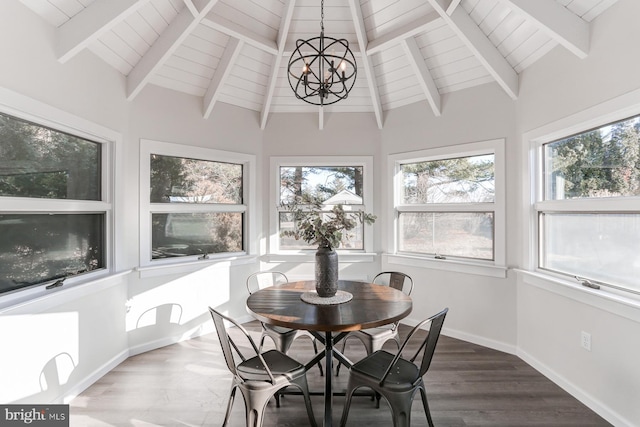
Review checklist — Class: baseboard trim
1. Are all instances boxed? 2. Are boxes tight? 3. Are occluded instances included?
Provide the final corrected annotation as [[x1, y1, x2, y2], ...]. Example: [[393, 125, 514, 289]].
[[517, 348, 634, 427], [61, 349, 129, 404], [128, 322, 215, 357], [400, 318, 517, 355]]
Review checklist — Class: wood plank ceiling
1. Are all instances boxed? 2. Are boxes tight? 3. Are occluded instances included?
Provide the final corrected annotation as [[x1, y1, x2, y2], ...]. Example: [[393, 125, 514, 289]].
[[20, 0, 618, 129]]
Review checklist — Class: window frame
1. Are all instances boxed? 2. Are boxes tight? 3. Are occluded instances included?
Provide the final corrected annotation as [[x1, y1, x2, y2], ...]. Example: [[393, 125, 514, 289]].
[[139, 139, 255, 268], [0, 88, 116, 301], [269, 156, 374, 257], [527, 109, 640, 296], [387, 139, 506, 277]]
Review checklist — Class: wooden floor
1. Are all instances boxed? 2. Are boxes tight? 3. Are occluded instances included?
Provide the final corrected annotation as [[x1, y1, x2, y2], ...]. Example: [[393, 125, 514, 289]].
[[70, 321, 611, 426]]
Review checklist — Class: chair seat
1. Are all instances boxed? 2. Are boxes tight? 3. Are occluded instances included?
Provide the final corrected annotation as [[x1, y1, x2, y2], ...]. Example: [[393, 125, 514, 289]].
[[337, 272, 412, 378], [351, 350, 420, 391], [264, 324, 296, 335], [237, 349, 306, 381], [353, 325, 396, 339]]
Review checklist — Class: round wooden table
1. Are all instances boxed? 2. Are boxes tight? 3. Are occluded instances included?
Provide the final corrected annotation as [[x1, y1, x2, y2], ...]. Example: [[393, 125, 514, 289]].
[[246, 280, 413, 427]]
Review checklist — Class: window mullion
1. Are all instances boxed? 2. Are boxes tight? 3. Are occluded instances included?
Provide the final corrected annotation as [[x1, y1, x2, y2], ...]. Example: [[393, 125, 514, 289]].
[[536, 198, 639, 213], [398, 203, 495, 213], [2, 197, 109, 212], [149, 203, 246, 213]]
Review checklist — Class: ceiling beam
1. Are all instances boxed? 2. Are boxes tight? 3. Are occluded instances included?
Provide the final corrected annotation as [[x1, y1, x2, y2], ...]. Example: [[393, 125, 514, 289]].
[[402, 38, 441, 116], [202, 14, 278, 55], [127, 0, 219, 101], [56, 0, 150, 63], [367, 12, 441, 55], [427, 0, 519, 100], [260, 0, 297, 130], [189, 0, 215, 14], [447, 0, 462, 15], [501, 0, 589, 58], [348, 0, 384, 129], [203, 38, 243, 119], [182, 0, 199, 16]]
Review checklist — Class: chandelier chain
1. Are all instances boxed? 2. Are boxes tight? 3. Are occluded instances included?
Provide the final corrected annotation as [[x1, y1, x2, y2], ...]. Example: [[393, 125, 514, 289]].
[[321, 0, 324, 33]]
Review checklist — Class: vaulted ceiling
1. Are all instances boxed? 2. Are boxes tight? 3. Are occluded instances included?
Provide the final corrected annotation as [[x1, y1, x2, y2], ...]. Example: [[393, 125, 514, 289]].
[[21, 0, 618, 129]]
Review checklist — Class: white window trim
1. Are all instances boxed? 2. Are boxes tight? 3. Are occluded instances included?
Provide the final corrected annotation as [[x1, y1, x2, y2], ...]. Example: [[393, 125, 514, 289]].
[[387, 139, 506, 277], [521, 87, 640, 299], [139, 139, 256, 269], [0, 88, 120, 307], [268, 156, 375, 259]]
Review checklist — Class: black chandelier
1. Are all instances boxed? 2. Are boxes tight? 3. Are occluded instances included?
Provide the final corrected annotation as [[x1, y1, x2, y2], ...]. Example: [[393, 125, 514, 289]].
[[287, 0, 357, 106]]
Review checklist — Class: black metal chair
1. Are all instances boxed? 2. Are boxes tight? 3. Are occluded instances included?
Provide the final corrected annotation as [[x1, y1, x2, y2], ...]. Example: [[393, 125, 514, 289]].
[[246, 271, 323, 376], [208, 307, 318, 427], [340, 308, 448, 427], [336, 271, 414, 375]]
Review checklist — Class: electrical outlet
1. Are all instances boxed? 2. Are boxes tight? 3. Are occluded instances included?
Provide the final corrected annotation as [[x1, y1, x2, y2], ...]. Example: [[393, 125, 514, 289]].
[[581, 331, 591, 351]]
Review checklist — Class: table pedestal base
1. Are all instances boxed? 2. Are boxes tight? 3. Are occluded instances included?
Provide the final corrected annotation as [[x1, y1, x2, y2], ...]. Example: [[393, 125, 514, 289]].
[[302, 331, 352, 427]]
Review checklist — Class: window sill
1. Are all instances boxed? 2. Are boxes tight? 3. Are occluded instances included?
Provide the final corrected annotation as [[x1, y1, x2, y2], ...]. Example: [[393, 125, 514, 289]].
[[265, 252, 376, 264], [383, 253, 508, 278], [0, 269, 131, 314], [516, 269, 640, 323], [137, 255, 257, 278]]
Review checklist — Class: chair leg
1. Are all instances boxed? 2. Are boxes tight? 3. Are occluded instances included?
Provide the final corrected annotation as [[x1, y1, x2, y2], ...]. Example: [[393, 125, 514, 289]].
[[292, 375, 318, 427], [336, 336, 350, 376], [222, 385, 238, 427], [339, 383, 357, 426], [311, 338, 324, 376], [419, 386, 435, 427], [239, 384, 275, 427], [384, 390, 415, 427]]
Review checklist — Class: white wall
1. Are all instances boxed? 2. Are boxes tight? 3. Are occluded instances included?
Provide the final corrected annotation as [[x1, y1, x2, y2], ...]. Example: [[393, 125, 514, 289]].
[[514, 0, 640, 425], [0, 0, 132, 405], [378, 84, 520, 351], [0, 0, 263, 404], [1, 0, 639, 425], [124, 86, 266, 352]]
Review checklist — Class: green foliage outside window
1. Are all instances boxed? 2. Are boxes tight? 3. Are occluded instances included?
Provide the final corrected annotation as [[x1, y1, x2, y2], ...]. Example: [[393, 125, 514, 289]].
[[0, 112, 101, 200], [545, 116, 640, 199], [0, 112, 104, 293], [149, 154, 244, 259], [401, 155, 495, 204]]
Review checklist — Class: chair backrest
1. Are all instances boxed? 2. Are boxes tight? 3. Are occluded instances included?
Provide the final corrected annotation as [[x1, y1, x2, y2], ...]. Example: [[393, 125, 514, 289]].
[[208, 307, 277, 384], [208, 307, 240, 376], [411, 308, 448, 378], [372, 271, 414, 296], [246, 271, 289, 295], [379, 308, 448, 386]]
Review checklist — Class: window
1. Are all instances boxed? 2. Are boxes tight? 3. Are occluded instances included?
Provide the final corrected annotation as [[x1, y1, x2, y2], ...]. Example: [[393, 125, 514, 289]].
[[0, 110, 110, 296], [389, 140, 505, 267], [140, 140, 254, 266], [271, 156, 374, 253], [535, 114, 640, 295]]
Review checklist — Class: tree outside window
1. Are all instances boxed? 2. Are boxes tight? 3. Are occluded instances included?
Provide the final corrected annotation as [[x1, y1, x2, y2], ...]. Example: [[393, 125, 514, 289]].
[[398, 154, 496, 260], [538, 114, 640, 294], [0, 112, 106, 294], [148, 154, 244, 259]]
